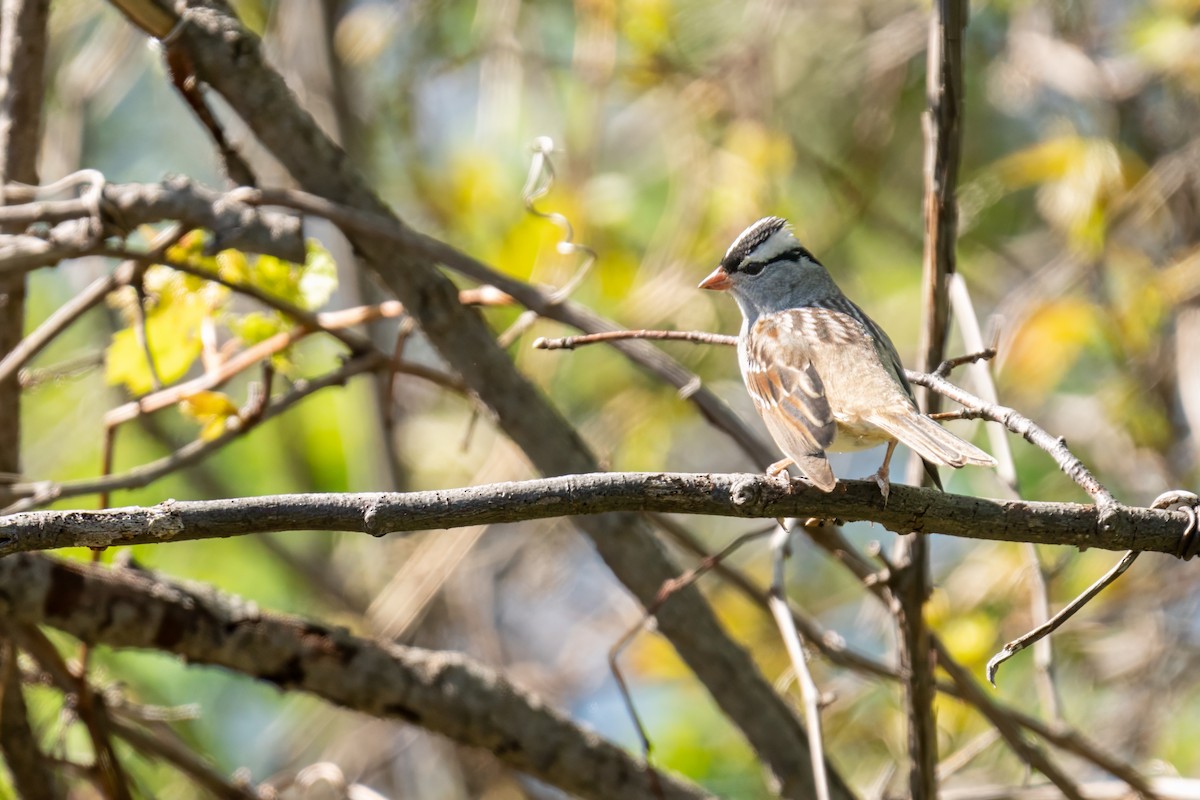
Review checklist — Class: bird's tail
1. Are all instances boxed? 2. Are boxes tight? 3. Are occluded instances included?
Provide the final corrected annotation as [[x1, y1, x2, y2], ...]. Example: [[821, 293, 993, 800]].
[[866, 412, 995, 469]]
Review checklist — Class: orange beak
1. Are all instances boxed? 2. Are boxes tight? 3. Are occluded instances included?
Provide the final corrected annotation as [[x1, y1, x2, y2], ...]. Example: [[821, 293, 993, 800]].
[[698, 266, 732, 291]]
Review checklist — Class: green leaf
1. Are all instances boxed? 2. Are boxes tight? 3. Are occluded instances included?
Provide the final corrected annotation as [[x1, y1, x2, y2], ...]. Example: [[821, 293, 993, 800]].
[[227, 310, 285, 346]]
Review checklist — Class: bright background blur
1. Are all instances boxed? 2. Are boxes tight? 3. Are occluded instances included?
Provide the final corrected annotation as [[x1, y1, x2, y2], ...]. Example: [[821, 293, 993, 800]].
[[17, 0, 1200, 796]]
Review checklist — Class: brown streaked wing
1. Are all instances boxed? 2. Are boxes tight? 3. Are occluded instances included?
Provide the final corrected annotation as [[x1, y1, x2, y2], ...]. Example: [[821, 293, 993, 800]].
[[744, 313, 837, 457]]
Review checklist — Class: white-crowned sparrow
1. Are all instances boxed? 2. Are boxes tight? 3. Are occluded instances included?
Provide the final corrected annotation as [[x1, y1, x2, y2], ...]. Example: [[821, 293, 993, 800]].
[[700, 216, 995, 495]]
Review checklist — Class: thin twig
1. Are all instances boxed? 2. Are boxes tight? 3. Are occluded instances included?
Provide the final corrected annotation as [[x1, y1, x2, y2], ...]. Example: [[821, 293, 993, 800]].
[[937, 729, 1001, 782], [130, 268, 164, 391], [769, 522, 830, 800], [18, 351, 105, 388], [108, 716, 261, 800], [534, 330, 737, 350], [933, 347, 997, 378], [903, 370, 1116, 507], [0, 263, 133, 385], [986, 551, 1141, 686]]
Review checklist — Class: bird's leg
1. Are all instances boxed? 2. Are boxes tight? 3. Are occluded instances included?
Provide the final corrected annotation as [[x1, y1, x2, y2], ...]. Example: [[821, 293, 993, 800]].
[[767, 457, 795, 493], [871, 440, 898, 503]]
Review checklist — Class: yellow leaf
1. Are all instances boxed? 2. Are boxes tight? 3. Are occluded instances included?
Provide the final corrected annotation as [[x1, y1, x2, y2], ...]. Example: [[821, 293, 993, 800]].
[[216, 249, 250, 284], [104, 270, 219, 395], [227, 311, 285, 345], [180, 391, 240, 441], [179, 390, 239, 418], [105, 311, 204, 395], [165, 230, 208, 263]]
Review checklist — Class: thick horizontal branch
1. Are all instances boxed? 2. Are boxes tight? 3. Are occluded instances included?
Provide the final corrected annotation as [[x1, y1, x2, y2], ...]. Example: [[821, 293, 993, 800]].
[[0, 553, 708, 800], [0, 175, 306, 274], [0, 472, 1189, 556]]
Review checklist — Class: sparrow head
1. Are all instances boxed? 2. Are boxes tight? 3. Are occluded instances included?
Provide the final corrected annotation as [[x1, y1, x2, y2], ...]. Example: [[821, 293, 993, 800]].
[[699, 217, 835, 316]]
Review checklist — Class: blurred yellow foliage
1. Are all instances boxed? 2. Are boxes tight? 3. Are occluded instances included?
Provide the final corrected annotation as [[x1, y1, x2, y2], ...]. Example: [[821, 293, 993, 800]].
[[991, 136, 1143, 255], [937, 612, 998, 669], [1004, 298, 1105, 396], [621, 0, 672, 54], [713, 120, 796, 224], [1106, 248, 1168, 358], [1129, 10, 1200, 85], [448, 148, 510, 222]]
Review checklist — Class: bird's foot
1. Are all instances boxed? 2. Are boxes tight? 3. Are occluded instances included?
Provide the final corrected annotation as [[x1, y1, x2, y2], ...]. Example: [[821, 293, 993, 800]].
[[864, 440, 897, 505], [767, 458, 795, 494], [869, 464, 891, 505]]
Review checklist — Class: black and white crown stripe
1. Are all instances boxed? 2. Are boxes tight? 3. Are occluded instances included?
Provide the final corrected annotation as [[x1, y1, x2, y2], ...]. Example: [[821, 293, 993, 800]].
[[720, 217, 822, 274]]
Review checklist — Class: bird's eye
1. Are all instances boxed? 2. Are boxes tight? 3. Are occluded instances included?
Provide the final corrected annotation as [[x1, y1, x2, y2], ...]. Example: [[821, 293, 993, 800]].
[[741, 261, 766, 276]]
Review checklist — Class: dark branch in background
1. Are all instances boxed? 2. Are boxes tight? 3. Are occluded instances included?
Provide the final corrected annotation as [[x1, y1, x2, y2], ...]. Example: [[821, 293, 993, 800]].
[[162, 46, 257, 187], [0, 553, 713, 800], [902, 1, 969, 794], [1, 472, 1193, 556], [0, 0, 57, 793], [101, 4, 844, 797]]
